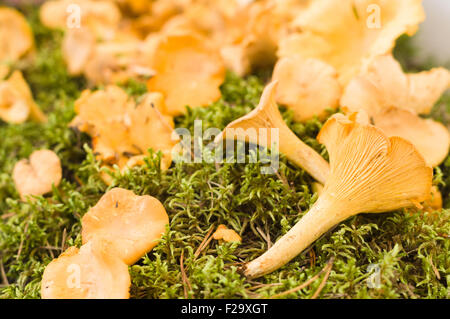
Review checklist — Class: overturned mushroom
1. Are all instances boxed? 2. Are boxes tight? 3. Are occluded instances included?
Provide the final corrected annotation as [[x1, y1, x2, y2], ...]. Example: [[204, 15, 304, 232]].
[[272, 56, 341, 122], [0, 7, 34, 63], [70, 86, 177, 172], [243, 112, 432, 278], [146, 33, 226, 116], [215, 82, 330, 185], [371, 107, 450, 167], [41, 240, 130, 299], [0, 71, 46, 124], [341, 54, 450, 115], [81, 188, 169, 265], [13, 150, 62, 201], [278, 0, 425, 85], [213, 224, 242, 243]]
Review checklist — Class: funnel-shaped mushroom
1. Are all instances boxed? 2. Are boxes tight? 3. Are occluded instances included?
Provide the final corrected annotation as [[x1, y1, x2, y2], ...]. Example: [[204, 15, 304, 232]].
[[13, 149, 62, 201], [147, 33, 225, 116], [0, 7, 34, 63], [0, 71, 46, 124], [272, 56, 341, 122], [243, 113, 432, 278], [41, 240, 130, 299], [278, 0, 425, 85], [215, 82, 330, 185], [371, 107, 450, 167], [341, 54, 450, 115], [81, 188, 169, 265]]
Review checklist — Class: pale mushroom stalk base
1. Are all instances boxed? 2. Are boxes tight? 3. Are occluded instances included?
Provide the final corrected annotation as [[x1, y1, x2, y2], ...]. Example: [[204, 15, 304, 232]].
[[242, 194, 351, 278]]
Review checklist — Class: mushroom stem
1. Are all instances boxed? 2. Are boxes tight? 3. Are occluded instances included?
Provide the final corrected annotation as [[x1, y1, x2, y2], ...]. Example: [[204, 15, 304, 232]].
[[277, 124, 329, 185], [243, 194, 348, 278], [216, 82, 330, 184]]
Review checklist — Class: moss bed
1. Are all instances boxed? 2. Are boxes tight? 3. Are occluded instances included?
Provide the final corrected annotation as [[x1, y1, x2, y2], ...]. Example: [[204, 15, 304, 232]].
[[0, 6, 449, 299]]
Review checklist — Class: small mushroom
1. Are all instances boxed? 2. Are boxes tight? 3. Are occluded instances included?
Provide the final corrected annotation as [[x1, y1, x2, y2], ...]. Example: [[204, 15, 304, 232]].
[[213, 224, 242, 243], [272, 56, 341, 122], [0, 7, 34, 63], [41, 240, 130, 299], [371, 107, 450, 167], [0, 71, 46, 124], [215, 82, 330, 185], [81, 188, 169, 265], [423, 186, 443, 213], [243, 112, 432, 278], [13, 150, 62, 201], [147, 33, 226, 116], [341, 54, 450, 115], [278, 0, 425, 85]]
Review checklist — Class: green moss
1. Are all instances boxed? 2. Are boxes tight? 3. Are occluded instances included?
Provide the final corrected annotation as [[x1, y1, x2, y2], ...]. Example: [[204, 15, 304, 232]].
[[0, 7, 449, 299]]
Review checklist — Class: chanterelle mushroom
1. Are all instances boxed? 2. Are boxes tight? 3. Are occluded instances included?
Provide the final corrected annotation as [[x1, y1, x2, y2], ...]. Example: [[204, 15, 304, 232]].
[[341, 54, 450, 115], [81, 188, 169, 265], [70, 86, 177, 172], [41, 240, 130, 299], [215, 82, 330, 185], [243, 112, 432, 278], [0, 71, 46, 124], [146, 33, 226, 116], [13, 150, 62, 201], [40, 0, 121, 34], [371, 107, 450, 167], [213, 224, 242, 243], [272, 56, 341, 122], [0, 7, 34, 63], [278, 0, 425, 85]]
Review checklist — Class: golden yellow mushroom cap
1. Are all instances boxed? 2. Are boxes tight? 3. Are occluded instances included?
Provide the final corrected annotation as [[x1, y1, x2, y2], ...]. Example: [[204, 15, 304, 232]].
[[0, 7, 34, 63], [0, 71, 46, 124], [341, 54, 450, 115], [41, 240, 130, 299], [317, 112, 432, 213], [371, 107, 450, 167], [213, 224, 242, 243], [40, 0, 121, 31], [147, 33, 225, 116], [81, 188, 169, 265], [279, 0, 425, 85], [13, 150, 62, 201], [272, 56, 341, 122], [71, 86, 176, 171]]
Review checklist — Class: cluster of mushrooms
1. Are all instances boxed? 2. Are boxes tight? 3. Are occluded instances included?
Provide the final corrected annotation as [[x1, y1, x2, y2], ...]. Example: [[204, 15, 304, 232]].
[[1, 0, 450, 298]]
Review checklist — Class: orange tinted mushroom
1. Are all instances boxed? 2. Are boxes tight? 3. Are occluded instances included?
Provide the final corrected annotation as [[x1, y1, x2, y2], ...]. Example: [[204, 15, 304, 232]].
[[213, 224, 242, 243], [147, 33, 225, 116], [0, 71, 46, 124], [13, 150, 62, 201], [215, 82, 330, 185], [41, 240, 130, 299], [40, 0, 121, 33], [341, 54, 450, 115], [279, 0, 425, 85], [372, 107, 450, 167], [81, 188, 169, 265], [272, 56, 341, 122], [0, 7, 34, 63], [70, 86, 177, 171]]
